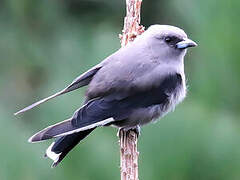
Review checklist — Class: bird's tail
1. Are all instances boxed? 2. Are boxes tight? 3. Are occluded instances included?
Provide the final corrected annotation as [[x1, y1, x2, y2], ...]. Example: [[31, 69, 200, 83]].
[[45, 128, 95, 168]]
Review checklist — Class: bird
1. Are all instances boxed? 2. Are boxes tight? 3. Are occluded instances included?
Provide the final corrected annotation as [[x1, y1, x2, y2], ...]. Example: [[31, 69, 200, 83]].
[[15, 25, 197, 167]]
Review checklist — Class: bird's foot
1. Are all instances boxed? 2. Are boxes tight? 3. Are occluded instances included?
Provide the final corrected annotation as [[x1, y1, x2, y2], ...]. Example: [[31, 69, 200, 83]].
[[117, 125, 141, 137], [133, 125, 141, 137]]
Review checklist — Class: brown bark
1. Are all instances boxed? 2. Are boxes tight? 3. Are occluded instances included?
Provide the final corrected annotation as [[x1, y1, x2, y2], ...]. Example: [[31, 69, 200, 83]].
[[118, 1, 145, 180], [119, 129, 139, 180], [119, 0, 145, 47]]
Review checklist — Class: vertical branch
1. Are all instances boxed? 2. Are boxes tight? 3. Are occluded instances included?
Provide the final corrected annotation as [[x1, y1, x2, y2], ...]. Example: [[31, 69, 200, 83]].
[[119, 129, 139, 180], [120, 0, 145, 47], [119, 1, 144, 180]]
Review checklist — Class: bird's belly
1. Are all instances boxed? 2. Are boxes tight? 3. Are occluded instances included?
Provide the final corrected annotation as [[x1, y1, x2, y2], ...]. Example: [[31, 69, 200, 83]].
[[112, 84, 186, 129]]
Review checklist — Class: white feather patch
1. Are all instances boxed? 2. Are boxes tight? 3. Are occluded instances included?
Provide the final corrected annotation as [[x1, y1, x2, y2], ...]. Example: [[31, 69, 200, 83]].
[[46, 142, 62, 163]]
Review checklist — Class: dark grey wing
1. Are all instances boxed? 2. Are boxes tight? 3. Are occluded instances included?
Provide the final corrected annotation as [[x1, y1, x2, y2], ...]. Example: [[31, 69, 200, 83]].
[[99, 73, 182, 113], [28, 97, 118, 142], [14, 65, 102, 115], [28, 73, 182, 142]]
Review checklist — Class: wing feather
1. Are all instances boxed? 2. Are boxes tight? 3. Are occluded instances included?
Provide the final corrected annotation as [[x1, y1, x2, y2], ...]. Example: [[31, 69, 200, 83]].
[[28, 73, 182, 142], [15, 65, 102, 115]]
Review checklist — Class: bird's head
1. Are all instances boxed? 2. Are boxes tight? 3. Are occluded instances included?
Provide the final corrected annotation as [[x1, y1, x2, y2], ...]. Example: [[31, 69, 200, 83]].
[[139, 25, 197, 62]]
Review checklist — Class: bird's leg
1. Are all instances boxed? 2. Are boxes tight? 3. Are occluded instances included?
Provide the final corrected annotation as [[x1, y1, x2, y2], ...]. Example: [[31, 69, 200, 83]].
[[117, 125, 141, 137], [133, 125, 141, 137]]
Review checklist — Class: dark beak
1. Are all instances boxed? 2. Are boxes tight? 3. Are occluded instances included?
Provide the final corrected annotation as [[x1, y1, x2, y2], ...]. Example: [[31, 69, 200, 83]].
[[176, 38, 198, 49]]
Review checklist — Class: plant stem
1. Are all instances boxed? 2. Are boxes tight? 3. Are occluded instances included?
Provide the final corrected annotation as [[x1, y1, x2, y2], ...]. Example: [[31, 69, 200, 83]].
[[119, 1, 144, 180]]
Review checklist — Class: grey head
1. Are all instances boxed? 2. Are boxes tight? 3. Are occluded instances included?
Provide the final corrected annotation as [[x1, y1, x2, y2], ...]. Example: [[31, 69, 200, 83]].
[[135, 24, 197, 62]]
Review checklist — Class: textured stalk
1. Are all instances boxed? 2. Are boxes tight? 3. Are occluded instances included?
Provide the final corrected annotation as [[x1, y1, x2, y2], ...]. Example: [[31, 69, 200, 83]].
[[119, 0, 144, 180]]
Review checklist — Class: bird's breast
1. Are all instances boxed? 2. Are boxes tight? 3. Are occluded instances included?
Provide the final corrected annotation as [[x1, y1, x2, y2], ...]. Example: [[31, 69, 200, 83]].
[[141, 80, 186, 125]]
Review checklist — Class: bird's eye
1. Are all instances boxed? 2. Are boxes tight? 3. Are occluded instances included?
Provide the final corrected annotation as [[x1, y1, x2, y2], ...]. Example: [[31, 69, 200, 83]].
[[165, 37, 172, 43]]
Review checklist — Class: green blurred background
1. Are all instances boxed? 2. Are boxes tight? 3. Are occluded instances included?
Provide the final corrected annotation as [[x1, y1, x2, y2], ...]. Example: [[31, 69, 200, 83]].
[[1, 0, 240, 179]]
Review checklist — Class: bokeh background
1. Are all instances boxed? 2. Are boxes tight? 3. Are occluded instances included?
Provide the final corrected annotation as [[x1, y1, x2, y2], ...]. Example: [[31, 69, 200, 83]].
[[1, 0, 240, 179]]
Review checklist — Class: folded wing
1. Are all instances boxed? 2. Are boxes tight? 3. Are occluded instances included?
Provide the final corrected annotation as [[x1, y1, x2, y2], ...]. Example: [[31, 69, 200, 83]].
[[28, 98, 117, 142], [29, 73, 182, 142]]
